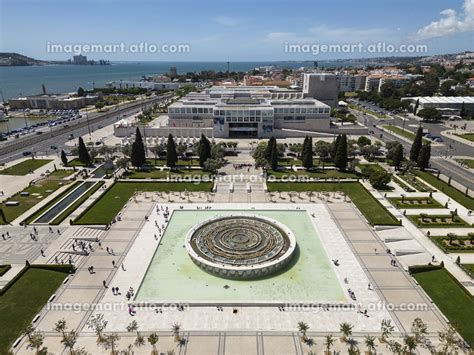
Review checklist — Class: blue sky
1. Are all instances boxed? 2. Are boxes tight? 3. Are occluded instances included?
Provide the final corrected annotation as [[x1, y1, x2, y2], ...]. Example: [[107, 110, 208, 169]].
[[1, 0, 473, 61]]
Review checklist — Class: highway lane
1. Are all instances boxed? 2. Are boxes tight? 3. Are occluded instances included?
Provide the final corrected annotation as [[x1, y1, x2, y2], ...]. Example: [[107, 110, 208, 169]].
[[352, 109, 474, 190], [0, 94, 172, 164]]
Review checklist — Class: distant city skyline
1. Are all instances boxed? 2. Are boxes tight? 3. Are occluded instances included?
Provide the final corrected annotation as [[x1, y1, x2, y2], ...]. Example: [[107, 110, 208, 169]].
[[0, 0, 473, 61]]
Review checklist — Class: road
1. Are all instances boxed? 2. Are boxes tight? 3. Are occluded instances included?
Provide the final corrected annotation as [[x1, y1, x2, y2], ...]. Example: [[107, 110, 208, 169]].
[[350, 103, 474, 190], [0, 93, 172, 164]]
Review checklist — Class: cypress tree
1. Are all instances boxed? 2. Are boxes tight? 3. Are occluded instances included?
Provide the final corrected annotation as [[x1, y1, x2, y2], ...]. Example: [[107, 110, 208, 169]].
[[198, 134, 211, 167], [414, 99, 419, 114], [460, 102, 466, 119], [131, 127, 146, 168], [301, 136, 309, 164], [409, 126, 423, 162], [166, 134, 178, 168], [417, 143, 431, 170], [331, 134, 341, 161], [77, 137, 91, 166], [60, 150, 68, 166], [303, 136, 313, 170], [265, 136, 275, 162], [392, 144, 404, 170], [334, 134, 348, 171], [270, 138, 278, 170]]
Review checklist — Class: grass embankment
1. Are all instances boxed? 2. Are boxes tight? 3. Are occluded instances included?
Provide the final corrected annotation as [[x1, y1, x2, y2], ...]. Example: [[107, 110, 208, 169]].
[[455, 133, 474, 142], [124, 169, 210, 179], [412, 268, 474, 347], [407, 214, 471, 228], [50, 181, 105, 225], [21, 181, 81, 225], [1, 179, 74, 225], [0, 265, 72, 353], [431, 235, 474, 253], [414, 170, 474, 210], [267, 169, 357, 180], [74, 181, 213, 225], [0, 159, 52, 176], [267, 182, 399, 225], [382, 125, 430, 143]]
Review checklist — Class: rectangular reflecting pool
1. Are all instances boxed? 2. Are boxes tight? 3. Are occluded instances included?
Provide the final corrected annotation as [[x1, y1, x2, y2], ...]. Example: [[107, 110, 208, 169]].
[[135, 210, 346, 304]]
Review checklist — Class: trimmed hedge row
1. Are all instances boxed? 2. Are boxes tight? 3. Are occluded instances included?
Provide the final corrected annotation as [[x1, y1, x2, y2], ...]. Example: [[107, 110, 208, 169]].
[[408, 263, 444, 274]]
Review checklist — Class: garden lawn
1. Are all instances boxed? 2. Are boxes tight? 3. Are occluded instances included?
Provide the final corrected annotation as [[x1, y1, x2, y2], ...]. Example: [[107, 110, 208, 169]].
[[431, 235, 474, 253], [456, 159, 474, 169], [413, 268, 474, 347], [382, 125, 429, 143], [0, 266, 70, 353], [414, 170, 474, 210], [124, 169, 210, 179], [407, 214, 471, 228], [1, 179, 72, 225], [455, 133, 474, 142], [21, 181, 81, 225], [388, 197, 444, 209], [0, 159, 52, 175], [461, 264, 474, 276], [267, 169, 357, 179], [75, 181, 213, 224], [144, 159, 199, 167], [267, 182, 399, 226], [396, 173, 434, 192]]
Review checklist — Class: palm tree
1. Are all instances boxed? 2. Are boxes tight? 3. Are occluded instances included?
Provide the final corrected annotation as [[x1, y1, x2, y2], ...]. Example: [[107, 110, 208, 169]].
[[27, 329, 45, 355], [403, 335, 417, 354], [438, 326, 462, 354], [61, 330, 78, 354], [102, 332, 120, 355], [297, 321, 309, 342], [148, 332, 159, 355], [54, 318, 67, 337], [339, 322, 353, 342], [171, 323, 181, 343], [364, 335, 376, 354], [411, 317, 428, 347], [324, 335, 335, 354], [379, 319, 394, 343], [126, 320, 145, 348], [86, 313, 108, 344]]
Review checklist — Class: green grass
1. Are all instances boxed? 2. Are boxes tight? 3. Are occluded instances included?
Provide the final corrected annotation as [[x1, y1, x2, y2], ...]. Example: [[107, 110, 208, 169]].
[[124, 169, 210, 179], [144, 159, 199, 167], [0, 266, 70, 353], [267, 182, 400, 226], [74, 181, 213, 225], [277, 158, 334, 167], [21, 181, 81, 225], [50, 182, 105, 225], [396, 173, 434, 192], [392, 175, 416, 192], [431, 235, 474, 253], [1, 179, 73, 225], [382, 125, 430, 143], [407, 214, 471, 228], [48, 169, 74, 178], [461, 264, 474, 277], [412, 268, 474, 347], [456, 158, 474, 169], [388, 197, 444, 209], [349, 104, 388, 119], [0, 159, 52, 176], [455, 133, 474, 142], [414, 170, 474, 210], [267, 169, 357, 180]]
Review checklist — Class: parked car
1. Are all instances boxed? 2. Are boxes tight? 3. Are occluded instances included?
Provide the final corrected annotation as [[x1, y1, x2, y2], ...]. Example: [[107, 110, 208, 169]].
[[22, 151, 33, 156]]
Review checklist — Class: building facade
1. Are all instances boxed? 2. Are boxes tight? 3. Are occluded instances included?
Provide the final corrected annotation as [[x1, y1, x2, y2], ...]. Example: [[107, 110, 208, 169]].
[[302, 73, 339, 107], [8, 94, 98, 110], [167, 86, 331, 138]]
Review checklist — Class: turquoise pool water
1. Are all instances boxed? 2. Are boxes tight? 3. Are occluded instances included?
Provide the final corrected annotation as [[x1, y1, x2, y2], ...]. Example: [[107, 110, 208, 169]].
[[135, 210, 346, 303]]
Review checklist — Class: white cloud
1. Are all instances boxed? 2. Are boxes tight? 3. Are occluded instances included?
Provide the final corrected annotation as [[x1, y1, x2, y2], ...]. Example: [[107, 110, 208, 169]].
[[213, 16, 238, 27], [309, 24, 391, 42], [416, 0, 474, 39]]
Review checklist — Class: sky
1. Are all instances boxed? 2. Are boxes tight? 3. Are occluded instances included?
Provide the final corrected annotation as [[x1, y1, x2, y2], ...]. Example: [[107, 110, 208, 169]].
[[0, 0, 473, 61]]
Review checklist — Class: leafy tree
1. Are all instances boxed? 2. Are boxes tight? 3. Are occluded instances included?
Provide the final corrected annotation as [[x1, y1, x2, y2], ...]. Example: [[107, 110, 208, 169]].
[[409, 126, 423, 162], [369, 169, 392, 189], [438, 326, 462, 354], [60, 150, 68, 166], [417, 143, 431, 170], [77, 87, 85, 97], [418, 107, 442, 122], [86, 313, 108, 344], [357, 136, 371, 148], [334, 134, 348, 171], [411, 317, 428, 346], [130, 127, 146, 168], [77, 137, 91, 166], [198, 134, 211, 167], [166, 134, 178, 168], [252, 142, 270, 168], [203, 158, 223, 173], [314, 140, 331, 167], [151, 144, 164, 162]]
